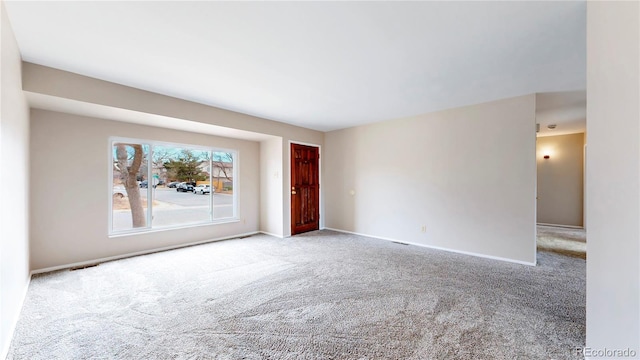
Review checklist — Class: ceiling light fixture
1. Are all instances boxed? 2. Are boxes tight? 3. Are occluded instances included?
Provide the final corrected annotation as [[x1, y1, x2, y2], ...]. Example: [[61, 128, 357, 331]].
[[547, 124, 557, 130]]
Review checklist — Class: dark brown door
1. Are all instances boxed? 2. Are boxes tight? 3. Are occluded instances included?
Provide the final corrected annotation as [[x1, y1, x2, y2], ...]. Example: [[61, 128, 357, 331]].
[[291, 143, 320, 235]]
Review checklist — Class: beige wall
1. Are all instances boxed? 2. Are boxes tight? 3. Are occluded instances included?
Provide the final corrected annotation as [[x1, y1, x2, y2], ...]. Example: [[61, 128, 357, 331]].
[[536, 133, 584, 227], [324, 95, 537, 264], [22, 63, 322, 142], [260, 137, 283, 237], [586, 1, 639, 353], [21, 63, 324, 240], [30, 110, 260, 270], [0, 2, 30, 357]]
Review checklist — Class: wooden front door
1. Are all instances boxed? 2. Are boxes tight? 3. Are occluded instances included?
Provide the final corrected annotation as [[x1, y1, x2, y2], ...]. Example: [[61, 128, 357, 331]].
[[291, 143, 320, 235]]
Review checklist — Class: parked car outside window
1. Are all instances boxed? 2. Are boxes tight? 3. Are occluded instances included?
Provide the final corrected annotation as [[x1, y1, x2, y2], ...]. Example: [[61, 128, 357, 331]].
[[167, 181, 180, 188], [139, 180, 157, 189], [176, 182, 194, 192], [193, 184, 212, 195]]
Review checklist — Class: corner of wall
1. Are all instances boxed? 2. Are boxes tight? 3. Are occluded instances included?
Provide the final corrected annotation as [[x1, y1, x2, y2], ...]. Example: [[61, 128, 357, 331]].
[[1, 0, 32, 357]]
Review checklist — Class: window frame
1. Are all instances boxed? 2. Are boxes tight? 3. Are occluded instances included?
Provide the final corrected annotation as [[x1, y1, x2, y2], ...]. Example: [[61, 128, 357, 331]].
[[108, 136, 239, 237]]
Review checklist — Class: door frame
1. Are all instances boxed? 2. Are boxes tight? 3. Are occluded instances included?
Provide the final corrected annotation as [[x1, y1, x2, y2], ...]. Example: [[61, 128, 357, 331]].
[[288, 140, 322, 237]]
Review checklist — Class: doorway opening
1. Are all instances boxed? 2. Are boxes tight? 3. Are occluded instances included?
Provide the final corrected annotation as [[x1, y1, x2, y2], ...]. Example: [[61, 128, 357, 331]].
[[535, 91, 587, 258]]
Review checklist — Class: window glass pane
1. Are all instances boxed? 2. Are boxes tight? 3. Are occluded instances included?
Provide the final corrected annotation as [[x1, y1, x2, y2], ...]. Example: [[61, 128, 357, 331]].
[[212, 151, 234, 219], [152, 146, 211, 228], [110, 139, 239, 235], [112, 142, 149, 232]]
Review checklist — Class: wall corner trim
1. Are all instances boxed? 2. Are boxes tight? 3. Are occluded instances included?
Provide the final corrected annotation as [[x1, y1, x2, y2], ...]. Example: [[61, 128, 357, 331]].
[[259, 231, 285, 239]]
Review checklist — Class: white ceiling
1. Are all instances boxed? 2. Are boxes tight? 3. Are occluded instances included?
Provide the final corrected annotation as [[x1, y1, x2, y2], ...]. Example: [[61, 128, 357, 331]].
[[536, 90, 586, 137], [5, 1, 586, 132]]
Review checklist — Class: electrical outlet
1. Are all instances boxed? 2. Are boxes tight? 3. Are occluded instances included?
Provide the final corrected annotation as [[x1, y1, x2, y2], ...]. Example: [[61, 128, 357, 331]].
[[421, 225, 426, 233]]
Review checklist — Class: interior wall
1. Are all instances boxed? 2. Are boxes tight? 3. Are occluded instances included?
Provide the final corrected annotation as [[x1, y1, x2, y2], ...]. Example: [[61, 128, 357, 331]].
[[0, 2, 30, 358], [22, 63, 324, 239], [260, 137, 283, 237], [30, 109, 260, 271], [536, 132, 585, 227], [324, 95, 537, 264], [586, 1, 639, 354]]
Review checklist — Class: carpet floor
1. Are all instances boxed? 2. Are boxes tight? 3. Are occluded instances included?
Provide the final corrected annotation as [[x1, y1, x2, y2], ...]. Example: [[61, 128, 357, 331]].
[[8, 231, 585, 359], [537, 225, 586, 259]]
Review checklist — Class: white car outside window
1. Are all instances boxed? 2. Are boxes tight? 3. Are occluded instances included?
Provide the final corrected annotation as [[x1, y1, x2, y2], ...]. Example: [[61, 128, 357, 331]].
[[194, 184, 211, 195]]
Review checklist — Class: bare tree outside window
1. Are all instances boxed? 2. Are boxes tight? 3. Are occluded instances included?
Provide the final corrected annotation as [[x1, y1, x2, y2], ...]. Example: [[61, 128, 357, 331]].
[[112, 143, 149, 231], [212, 152, 234, 193], [111, 140, 236, 234]]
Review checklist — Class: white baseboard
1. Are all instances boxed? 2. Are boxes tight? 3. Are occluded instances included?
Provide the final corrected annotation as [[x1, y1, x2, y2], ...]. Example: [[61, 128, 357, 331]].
[[537, 222, 584, 229], [324, 227, 536, 267], [259, 231, 285, 239], [31, 231, 260, 275], [1, 272, 31, 360]]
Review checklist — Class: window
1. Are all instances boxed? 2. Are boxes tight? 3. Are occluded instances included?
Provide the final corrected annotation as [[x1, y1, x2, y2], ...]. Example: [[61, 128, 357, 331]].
[[110, 138, 237, 235]]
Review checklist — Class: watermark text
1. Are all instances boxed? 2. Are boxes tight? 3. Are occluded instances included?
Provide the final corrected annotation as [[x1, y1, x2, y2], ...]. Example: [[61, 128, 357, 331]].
[[575, 347, 637, 358]]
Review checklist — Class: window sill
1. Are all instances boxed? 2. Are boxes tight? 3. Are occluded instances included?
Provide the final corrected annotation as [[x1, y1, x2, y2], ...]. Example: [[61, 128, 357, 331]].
[[108, 218, 240, 238]]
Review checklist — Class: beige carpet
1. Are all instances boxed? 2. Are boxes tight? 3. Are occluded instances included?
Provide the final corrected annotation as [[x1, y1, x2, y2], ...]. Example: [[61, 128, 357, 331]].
[[537, 225, 586, 259], [8, 231, 585, 359]]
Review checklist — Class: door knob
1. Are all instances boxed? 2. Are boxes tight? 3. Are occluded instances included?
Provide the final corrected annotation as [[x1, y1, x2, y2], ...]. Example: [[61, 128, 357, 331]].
[[292, 191, 297, 195]]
